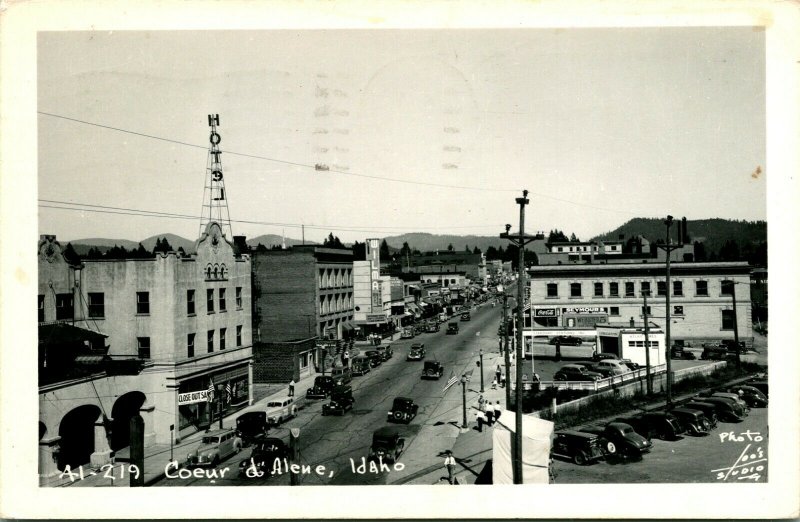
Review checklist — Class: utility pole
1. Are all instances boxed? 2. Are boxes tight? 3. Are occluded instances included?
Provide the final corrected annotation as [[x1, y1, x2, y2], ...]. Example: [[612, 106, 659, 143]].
[[218, 384, 224, 429], [656, 215, 681, 407], [479, 348, 485, 392], [503, 293, 511, 408], [460, 374, 468, 428], [500, 189, 536, 485], [641, 291, 653, 395], [302, 224, 305, 245], [289, 428, 300, 486]]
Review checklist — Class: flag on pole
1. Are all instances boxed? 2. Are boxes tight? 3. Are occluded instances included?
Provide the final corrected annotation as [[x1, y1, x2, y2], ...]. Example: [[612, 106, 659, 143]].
[[207, 379, 215, 402], [443, 371, 459, 392], [225, 382, 232, 403]]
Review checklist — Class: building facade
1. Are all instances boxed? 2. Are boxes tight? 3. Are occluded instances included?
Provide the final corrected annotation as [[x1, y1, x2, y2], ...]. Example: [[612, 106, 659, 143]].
[[525, 261, 753, 347], [38, 222, 253, 478]]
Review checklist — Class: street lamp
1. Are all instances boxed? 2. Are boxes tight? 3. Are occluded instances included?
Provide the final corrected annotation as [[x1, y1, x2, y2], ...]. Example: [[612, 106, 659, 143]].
[[460, 374, 468, 428], [479, 348, 485, 392]]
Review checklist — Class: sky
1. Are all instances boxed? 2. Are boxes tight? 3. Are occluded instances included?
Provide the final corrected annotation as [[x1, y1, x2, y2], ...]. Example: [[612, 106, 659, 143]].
[[37, 28, 766, 245]]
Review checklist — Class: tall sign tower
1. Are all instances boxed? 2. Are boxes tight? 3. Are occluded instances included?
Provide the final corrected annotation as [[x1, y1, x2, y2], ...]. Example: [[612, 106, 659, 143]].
[[200, 114, 233, 238]]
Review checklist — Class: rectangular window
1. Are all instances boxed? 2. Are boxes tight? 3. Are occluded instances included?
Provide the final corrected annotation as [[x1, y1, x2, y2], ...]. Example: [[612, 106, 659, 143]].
[[570, 283, 582, 298], [721, 280, 734, 296], [546, 283, 558, 298], [136, 292, 150, 315], [56, 293, 74, 320], [696, 280, 708, 296], [609, 282, 619, 297], [594, 282, 603, 297], [625, 282, 635, 297], [641, 282, 651, 297], [236, 325, 243, 347], [721, 310, 735, 330], [187, 289, 195, 315], [207, 289, 214, 313], [220, 327, 227, 350], [137, 337, 151, 359], [657, 281, 667, 297], [610, 306, 620, 316], [88, 292, 105, 318], [187, 333, 195, 358], [673, 281, 683, 296], [219, 288, 227, 312], [207, 330, 214, 353], [641, 305, 652, 316], [673, 305, 684, 315], [236, 287, 242, 309], [38, 295, 45, 322]]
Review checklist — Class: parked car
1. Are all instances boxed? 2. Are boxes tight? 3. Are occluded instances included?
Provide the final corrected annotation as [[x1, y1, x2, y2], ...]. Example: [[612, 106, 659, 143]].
[[425, 322, 440, 333], [407, 343, 426, 361], [727, 385, 768, 408], [721, 339, 748, 353], [363, 350, 383, 368], [580, 422, 652, 458], [351, 356, 371, 376], [708, 392, 750, 412], [330, 366, 352, 386], [306, 375, 335, 400], [321, 385, 355, 416], [550, 335, 583, 346], [669, 407, 711, 436], [694, 396, 745, 422], [700, 345, 729, 360], [552, 430, 607, 465], [447, 322, 459, 335], [671, 346, 697, 360], [186, 428, 242, 467], [235, 412, 269, 446], [460, 312, 471, 321], [614, 412, 684, 441], [591, 360, 629, 377], [401, 327, 415, 339], [554, 364, 603, 382], [619, 358, 641, 371], [421, 360, 445, 380], [238, 436, 289, 478], [591, 352, 618, 362], [264, 395, 299, 425], [368, 427, 405, 464], [387, 396, 419, 423], [375, 345, 393, 361], [682, 401, 719, 429], [746, 378, 768, 397]]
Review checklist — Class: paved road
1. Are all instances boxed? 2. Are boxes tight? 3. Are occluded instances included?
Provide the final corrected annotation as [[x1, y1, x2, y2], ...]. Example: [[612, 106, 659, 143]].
[[554, 406, 769, 483], [155, 302, 504, 487]]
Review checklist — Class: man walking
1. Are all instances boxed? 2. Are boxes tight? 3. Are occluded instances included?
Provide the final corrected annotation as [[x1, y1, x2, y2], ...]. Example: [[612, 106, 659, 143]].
[[288, 378, 295, 397], [444, 451, 457, 485], [495, 364, 502, 386], [493, 400, 502, 422], [475, 410, 486, 432]]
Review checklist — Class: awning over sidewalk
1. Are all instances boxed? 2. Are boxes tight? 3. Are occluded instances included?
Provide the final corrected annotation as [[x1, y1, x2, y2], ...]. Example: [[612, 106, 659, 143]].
[[341, 321, 356, 331]]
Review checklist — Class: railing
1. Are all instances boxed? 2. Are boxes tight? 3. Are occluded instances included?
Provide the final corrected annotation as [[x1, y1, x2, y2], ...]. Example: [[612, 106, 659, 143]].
[[536, 363, 667, 392]]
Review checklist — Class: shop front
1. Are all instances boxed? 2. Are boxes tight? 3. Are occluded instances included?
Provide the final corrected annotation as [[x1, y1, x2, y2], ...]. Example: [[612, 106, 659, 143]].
[[177, 364, 249, 432], [560, 306, 609, 329]]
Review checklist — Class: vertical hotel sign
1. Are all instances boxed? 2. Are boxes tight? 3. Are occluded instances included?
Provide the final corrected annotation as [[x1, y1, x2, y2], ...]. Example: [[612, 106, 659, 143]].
[[366, 238, 381, 313]]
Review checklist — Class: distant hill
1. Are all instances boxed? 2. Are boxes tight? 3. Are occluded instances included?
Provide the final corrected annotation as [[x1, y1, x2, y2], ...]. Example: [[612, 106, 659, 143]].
[[140, 233, 196, 253], [591, 218, 767, 262], [247, 234, 316, 249], [382, 233, 511, 253], [69, 238, 140, 256]]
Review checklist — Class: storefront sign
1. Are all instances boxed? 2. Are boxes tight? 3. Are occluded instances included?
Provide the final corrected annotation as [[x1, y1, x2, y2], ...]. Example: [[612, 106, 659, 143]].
[[366, 314, 386, 324], [178, 390, 211, 405], [366, 238, 382, 312], [534, 308, 559, 317], [562, 306, 608, 315]]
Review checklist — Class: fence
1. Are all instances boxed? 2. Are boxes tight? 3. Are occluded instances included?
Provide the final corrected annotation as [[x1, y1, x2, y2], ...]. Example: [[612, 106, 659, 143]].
[[534, 363, 667, 393]]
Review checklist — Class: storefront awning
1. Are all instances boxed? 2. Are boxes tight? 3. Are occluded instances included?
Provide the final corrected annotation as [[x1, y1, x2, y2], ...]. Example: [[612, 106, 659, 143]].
[[341, 321, 356, 331], [74, 355, 107, 364]]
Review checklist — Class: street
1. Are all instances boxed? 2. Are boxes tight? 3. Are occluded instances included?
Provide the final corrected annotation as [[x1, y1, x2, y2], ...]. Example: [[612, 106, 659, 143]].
[[155, 301, 504, 487]]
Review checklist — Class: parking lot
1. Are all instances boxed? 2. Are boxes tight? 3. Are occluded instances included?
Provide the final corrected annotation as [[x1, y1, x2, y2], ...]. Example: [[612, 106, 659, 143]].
[[553, 405, 768, 483]]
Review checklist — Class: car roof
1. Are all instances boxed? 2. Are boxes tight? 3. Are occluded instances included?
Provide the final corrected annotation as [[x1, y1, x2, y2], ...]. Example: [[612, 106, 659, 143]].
[[204, 428, 235, 436], [672, 407, 701, 415], [394, 396, 413, 402], [557, 430, 599, 439], [606, 422, 632, 430], [560, 364, 584, 369]]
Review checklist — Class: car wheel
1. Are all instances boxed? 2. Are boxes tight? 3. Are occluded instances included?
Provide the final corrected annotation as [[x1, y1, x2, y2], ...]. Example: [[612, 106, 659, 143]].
[[212, 456, 220, 467], [658, 431, 668, 441], [235, 443, 242, 454], [573, 451, 587, 466], [277, 416, 283, 425], [576, 339, 583, 345], [605, 441, 617, 455]]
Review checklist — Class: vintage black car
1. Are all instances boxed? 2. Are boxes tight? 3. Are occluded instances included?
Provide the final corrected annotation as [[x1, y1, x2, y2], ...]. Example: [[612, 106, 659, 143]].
[[746, 378, 768, 397], [554, 364, 602, 382], [351, 356, 371, 376], [425, 322, 440, 333], [387, 396, 419, 423], [694, 396, 745, 422], [321, 385, 355, 416], [407, 343, 425, 361], [447, 322, 459, 335], [727, 385, 768, 408], [671, 346, 697, 360], [306, 375, 335, 400], [238, 436, 289, 478], [375, 345, 393, 361], [421, 360, 444, 379], [591, 352, 618, 362], [700, 345, 729, 360], [614, 412, 684, 441], [669, 407, 711, 436], [330, 366, 352, 386], [368, 427, 405, 464], [580, 422, 652, 458], [550, 335, 583, 346], [363, 350, 383, 368], [721, 339, 748, 353], [619, 358, 641, 371], [683, 401, 719, 428], [235, 412, 269, 445], [552, 430, 607, 465]]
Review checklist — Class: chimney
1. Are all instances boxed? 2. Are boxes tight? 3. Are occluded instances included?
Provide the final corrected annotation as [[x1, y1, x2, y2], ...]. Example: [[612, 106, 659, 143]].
[[681, 217, 688, 244], [233, 235, 248, 255]]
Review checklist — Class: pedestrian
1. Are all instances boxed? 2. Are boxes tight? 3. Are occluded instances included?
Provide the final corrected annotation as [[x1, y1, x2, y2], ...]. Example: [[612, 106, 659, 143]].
[[477, 395, 485, 412], [342, 350, 350, 368], [495, 364, 502, 384], [498, 338, 503, 353], [475, 410, 485, 432], [485, 406, 494, 426], [491, 377, 498, 390], [288, 378, 295, 397], [444, 451, 457, 484], [493, 400, 502, 422]]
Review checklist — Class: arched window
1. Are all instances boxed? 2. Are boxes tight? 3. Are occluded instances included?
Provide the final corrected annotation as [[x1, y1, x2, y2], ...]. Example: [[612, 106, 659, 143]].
[[206, 265, 212, 279]]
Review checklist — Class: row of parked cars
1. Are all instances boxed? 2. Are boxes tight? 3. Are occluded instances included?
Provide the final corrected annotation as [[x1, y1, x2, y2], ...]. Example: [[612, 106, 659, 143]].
[[552, 375, 768, 466], [553, 353, 642, 381]]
